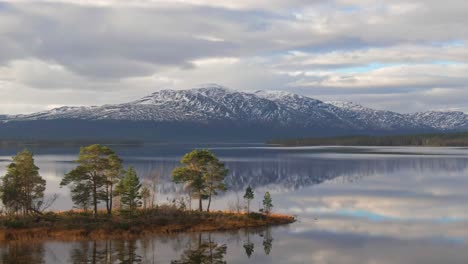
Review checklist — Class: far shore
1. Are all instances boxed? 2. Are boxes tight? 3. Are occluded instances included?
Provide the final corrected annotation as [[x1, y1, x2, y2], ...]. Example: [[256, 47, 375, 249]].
[[0, 207, 296, 242], [268, 132, 468, 147]]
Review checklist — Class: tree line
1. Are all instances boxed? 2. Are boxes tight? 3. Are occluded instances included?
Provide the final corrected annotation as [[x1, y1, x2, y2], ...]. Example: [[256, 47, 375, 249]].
[[1, 145, 274, 218], [269, 132, 468, 147]]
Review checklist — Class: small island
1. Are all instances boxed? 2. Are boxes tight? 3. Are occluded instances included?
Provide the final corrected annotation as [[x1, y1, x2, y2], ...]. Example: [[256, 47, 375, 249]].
[[0, 145, 295, 242], [0, 209, 295, 242]]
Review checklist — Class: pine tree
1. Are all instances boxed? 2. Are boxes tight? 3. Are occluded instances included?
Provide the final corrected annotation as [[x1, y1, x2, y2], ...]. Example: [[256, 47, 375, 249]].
[[262, 192, 273, 215], [117, 166, 142, 215], [204, 159, 228, 212], [103, 153, 123, 215], [172, 149, 228, 212], [70, 181, 93, 212], [61, 144, 118, 218], [0, 150, 45, 215], [243, 186, 254, 214]]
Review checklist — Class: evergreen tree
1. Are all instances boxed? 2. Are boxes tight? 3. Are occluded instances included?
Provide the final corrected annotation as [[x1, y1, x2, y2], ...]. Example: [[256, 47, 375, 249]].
[[204, 159, 228, 212], [61, 144, 117, 218], [172, 149, 228, 212], [243, 186, 254, 214], [0, 150, 46, 215], [103, 153, 123, 215], [262, 192, 273, 215], [69, 178, 93, 212], [117, 166, 142, 214]]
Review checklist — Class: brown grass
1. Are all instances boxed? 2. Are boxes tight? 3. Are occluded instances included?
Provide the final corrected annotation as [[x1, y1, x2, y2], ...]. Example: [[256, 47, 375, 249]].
[[0, 207, 296, 242]]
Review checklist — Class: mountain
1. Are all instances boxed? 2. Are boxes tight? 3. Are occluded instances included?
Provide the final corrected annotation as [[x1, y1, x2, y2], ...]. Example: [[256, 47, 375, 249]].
[[405, 111, 468, 130], [0, 84, 466, 141], [325, 101, 426, 130]]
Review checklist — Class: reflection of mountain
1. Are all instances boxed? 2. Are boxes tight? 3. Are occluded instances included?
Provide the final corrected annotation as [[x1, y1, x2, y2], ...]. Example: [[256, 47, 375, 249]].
[[128, 155, 468, 194]]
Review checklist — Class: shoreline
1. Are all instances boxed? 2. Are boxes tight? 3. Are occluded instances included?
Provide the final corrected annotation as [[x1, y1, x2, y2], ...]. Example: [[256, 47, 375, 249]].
[[268, 132, 468, 147], [0, 210, 296, 242]]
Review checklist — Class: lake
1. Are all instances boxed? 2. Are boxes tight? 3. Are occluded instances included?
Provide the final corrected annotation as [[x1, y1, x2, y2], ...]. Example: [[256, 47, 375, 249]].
[[1, 144, 467, 263]]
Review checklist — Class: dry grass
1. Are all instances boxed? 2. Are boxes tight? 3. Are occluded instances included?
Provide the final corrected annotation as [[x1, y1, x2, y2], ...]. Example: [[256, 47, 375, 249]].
[[0, 207, 296, 242]]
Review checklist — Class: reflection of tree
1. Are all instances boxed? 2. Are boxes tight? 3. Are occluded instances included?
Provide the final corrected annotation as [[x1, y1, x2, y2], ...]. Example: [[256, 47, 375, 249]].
[[262, 228, 273, 255], [171, 234, 227, 264], [242, 227, 275, 258], [69, 240, 142, 264], [70, 241, 108, 264], [115, 240, 142, 264], [243, 230, 254, 258], [0, 243, 45, 264], [243, 242, 254, 258], [140, 237, 159, 264]]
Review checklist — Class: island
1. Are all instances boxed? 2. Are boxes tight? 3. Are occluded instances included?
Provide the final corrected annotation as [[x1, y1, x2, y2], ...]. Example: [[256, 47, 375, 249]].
[[0, 209, 295, 242], [0, 145, 295, 242]]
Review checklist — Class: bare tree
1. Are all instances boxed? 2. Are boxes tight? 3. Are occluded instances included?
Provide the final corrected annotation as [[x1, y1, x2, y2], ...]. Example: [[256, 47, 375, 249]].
[[148, 170, 161, 208], [32, 193, 59, 214]]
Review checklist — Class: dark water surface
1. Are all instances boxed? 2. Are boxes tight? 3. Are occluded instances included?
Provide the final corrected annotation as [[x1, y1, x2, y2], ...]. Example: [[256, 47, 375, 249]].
[[0, 144, 467, 263]]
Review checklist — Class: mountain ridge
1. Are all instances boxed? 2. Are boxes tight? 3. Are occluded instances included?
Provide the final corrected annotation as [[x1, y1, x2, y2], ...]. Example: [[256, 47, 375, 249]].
[[1, 84, 466, 141]]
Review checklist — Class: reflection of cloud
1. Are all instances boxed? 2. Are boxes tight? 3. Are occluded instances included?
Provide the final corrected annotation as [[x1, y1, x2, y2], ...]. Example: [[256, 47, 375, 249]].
[[2, 146, 468, 248], [290, 216, 468, 242], [1, 145, 468, 263]]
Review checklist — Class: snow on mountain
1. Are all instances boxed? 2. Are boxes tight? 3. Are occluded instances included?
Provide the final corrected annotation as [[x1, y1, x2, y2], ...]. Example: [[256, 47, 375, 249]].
[[2, 84, 467, 133], [325, 101, 426, 130], [406, 111, 468, 130], [255, 90, 353, 129]]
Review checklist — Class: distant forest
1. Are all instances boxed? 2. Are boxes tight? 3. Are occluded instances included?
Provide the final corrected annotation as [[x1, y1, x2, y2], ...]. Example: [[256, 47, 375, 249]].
[[269, 132, 468, 147], [0, 139, 143, 148]]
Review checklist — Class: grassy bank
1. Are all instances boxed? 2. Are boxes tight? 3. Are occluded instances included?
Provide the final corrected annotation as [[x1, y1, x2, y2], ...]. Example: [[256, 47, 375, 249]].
[[0, 206, 295, 242], [269, 132, 468, 147]]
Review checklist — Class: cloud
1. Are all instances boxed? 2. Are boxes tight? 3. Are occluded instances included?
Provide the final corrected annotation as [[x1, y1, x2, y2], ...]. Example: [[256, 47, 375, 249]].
[[0, 0, 467, 113]]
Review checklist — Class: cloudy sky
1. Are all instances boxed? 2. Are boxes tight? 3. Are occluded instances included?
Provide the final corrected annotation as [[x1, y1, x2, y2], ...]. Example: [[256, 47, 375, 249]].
[[0, 0, 467, 114]]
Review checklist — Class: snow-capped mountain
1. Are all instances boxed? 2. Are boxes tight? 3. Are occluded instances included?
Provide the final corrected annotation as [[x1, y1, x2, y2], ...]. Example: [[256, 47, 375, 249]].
[[325, 101, 430, 130], [1, 84, 466, 140], [406, 111, 468, 130]]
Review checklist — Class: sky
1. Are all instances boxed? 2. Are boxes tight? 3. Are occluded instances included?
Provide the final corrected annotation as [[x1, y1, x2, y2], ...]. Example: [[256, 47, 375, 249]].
[[0, 0, 467, 114]]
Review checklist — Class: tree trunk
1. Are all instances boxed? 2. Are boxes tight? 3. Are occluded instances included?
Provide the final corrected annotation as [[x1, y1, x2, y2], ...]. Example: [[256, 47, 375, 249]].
[[207, 193, 212, 212], [92, 241, 97, 264], [93, 174, 98, 219], [108, 185, 113, 215], [199, 196, 203, 212]]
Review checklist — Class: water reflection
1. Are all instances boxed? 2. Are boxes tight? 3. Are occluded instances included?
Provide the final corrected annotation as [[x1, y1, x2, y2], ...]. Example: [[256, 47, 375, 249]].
[[0, 146, 468, 263], [0, 228, 276, 263], [68, 240, 142, 264], [0, 243, 45, 264], [171, 234, 227, 264], [238, 227, 275, 260], [3, 147, 468, 212]]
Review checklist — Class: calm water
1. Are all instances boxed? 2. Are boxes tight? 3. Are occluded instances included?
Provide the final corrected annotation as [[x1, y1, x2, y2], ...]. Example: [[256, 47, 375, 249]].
[[1, 144, 468, 263]]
